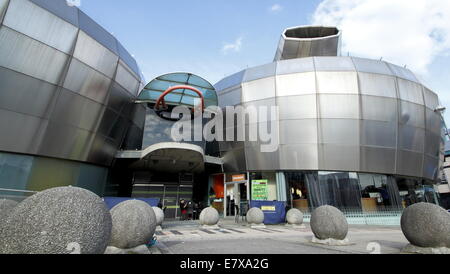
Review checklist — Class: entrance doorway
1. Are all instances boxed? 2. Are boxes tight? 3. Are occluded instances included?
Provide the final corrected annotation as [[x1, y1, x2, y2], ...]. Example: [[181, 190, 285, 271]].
[[131, 172, 193, 219], [224, 181, 249, 218]]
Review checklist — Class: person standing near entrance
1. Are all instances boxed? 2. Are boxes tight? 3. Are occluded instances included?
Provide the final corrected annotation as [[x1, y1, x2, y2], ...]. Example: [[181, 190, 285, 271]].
[[179, 199, 187, 220]]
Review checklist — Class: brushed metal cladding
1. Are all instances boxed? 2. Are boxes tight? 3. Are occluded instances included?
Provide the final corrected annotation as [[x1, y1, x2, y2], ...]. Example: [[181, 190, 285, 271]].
[[215, 56, 443, 180], [4, 0, 78, 54], [0, 0, 144, 167], [274, 26, 341, 61], [0, 26, 69, 85]]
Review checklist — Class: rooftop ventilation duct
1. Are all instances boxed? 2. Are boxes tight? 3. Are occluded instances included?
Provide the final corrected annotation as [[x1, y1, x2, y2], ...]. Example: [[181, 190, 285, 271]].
[[274, 26, 341, 61]]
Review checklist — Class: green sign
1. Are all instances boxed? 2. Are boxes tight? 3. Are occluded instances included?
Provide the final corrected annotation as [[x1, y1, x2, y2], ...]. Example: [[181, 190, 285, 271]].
[[251, 180, 268, 200]]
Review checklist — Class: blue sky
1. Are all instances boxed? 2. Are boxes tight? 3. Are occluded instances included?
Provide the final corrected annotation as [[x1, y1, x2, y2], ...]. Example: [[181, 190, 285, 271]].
[[78, 0, 450, 123]]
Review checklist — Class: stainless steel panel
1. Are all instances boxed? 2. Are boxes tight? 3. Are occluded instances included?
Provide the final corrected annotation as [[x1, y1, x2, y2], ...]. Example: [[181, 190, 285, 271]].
[[63, 58, 111, 104], [73, 31, 119, 78], [296, 40, 311, 58], [310, 36, 340, 57], [387, 63, 419, 83], [30, 0, 79, 26], [423, 87, 439, 110], [319, 94, 359, 119], [396, 150, 423, 178], [97, 108, 119, 137], [316, 71, 359, 94], [361, 95, 397, 122], [277, 95, 317, 119], [107, 82, 130, 113], [318, 144, 360, 171], [425, 108, 441, 135], [318, 119, 359, 145], [423, 155, 439, 180], [218, 87, 242, 107], [50, 89, 105, 132], [0, 108, 48, 155], [4, 0, 78, 53], [278, 144, 319, 170], [399, 100, 425, 128], [352, 57, 393, 75], [87, 134, 115, 166], [78, 10, 118, 54], [108, 116, 129, 146], [0, 0, 9, 22], [358, 72, 397, 98], [131, 104, 147, 130], [0, 66, 58, 118], [398, 125, 425, 152], [243, 62, 276, 82], [360, 146, 396, 174], [214, 70, 245, 92], [424, 131, 440, 157], [122, 125, 143, 150], [276, 57, 314, 75], [241, 77, 276, 102], [360, 120, 397, 148], [245, 145, 279, 171], [38, 122, 95, 162], [115, 62, 139, 96], [222, 148, 246, 173], [117, 41, 140, 78], [397, 78, 424, 105], [0, 26, 69, 85], [313, 56, 355, 71], [241, 98, 277, 123], [275, 72, 316, 96], [280, 39, 299, 59], [279, 119, 317, 144]]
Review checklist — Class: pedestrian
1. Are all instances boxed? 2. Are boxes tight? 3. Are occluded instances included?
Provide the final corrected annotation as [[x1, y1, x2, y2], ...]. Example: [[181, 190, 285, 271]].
[[187, 201, 193, 220], [179, 199, 187, 220]]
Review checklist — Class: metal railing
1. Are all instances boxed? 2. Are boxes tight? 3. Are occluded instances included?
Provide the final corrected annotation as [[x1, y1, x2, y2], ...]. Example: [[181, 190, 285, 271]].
[[302, 207, 404, 226], [0, 188, 38, 203]]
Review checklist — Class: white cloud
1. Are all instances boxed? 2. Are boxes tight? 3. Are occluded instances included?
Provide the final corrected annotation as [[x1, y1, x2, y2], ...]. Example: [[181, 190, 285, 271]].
[[222, 37, 243, 54], [312, 0, 450, 75], [269, 4, 283, 13]]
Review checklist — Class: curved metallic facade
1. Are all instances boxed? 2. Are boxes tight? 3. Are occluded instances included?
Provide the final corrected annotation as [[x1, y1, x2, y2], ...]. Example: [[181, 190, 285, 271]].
[[215, 56, 444, 181], [0, 0, 145, 193]]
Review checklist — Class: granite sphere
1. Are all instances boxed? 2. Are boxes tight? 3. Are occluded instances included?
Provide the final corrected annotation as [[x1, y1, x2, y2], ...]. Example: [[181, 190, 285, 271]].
[[246, 207, 265, 224], [401, 202, 450, 248], [286, 208, 304, 225], [110, 200, 157, 249], [0, 186, 112, 254], [152, 206, 164, 226], [310, 205, 348, 240], [0, 199, 18, 223], [199, 207, 219, 225]]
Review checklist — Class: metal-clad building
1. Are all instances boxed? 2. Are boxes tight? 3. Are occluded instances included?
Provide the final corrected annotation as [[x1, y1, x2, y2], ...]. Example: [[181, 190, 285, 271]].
[[0, 0, 145, 195], [214, 26, 445, 213]]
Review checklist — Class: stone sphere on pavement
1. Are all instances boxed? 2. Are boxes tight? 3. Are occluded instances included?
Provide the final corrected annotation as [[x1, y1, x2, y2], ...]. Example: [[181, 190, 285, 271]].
[[310, 205, 348, 240], [199, 207, 219, 225], [0, 199, 18, 223], [286, 208, 304, 225], [0, 186, 112, 254], [246, 207, 265, 224], [152, 206, 164, 226], [401, 202, 450, 248], [110, 200, 157, 249]]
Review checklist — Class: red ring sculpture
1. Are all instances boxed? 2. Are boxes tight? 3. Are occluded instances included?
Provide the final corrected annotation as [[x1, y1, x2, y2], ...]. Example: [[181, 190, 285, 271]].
[[154, 85, 205, 112]]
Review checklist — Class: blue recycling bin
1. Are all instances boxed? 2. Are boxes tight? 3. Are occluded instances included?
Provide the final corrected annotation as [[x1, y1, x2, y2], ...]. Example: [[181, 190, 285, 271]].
[[249, 200, 286, 224]]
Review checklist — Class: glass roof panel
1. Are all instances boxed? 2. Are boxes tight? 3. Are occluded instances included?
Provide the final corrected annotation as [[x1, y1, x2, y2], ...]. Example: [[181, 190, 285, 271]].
[[138, 72, 218, 107]]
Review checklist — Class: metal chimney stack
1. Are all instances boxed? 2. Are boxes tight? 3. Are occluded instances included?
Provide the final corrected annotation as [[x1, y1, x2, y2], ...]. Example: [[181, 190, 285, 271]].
[[274, 26, 341, 61]]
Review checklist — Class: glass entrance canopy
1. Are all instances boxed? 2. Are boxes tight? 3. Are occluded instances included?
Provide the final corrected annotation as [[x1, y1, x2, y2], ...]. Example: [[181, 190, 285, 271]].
[[137, 72, 218, 108]]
